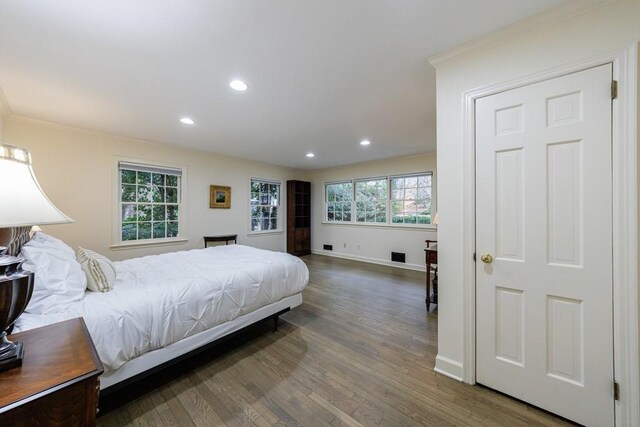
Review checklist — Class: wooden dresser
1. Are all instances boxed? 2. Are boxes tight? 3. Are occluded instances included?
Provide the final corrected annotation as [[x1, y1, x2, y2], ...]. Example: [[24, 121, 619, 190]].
[[0, 318, 104, 426]]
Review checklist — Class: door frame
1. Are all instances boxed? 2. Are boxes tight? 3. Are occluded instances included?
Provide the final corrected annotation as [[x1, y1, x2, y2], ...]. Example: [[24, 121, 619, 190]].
[[460, 44, 638, 426]]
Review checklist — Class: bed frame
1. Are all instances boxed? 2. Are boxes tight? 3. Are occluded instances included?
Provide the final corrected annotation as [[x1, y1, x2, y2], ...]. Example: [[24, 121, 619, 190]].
[[100, 293, 302, 393], [4, 227, 304, 394]]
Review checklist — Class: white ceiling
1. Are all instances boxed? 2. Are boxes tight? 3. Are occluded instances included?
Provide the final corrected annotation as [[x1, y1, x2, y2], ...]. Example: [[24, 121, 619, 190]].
[[0, 0, 567, 169]]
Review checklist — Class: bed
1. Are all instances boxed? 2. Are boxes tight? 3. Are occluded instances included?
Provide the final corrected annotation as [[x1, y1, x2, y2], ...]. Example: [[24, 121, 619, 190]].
[[11, 232, 309, 392]]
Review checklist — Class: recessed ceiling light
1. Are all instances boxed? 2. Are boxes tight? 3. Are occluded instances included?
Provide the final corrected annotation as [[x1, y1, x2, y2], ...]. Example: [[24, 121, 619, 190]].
[[230, 80, 248, 91], [180, 117, 194, 125], [306, 153, 315, 158], [360, 139, 371, 146]]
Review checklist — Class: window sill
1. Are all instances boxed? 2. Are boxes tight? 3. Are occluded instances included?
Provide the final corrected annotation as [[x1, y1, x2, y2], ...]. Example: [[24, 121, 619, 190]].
[[247, 230, 284, 237], [110, 238, 189, 250], [320, 221, 437, 231]]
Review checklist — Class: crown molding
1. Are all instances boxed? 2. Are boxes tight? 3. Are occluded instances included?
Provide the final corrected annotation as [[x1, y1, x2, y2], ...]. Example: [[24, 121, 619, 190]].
[[427, 0, 617, 68]]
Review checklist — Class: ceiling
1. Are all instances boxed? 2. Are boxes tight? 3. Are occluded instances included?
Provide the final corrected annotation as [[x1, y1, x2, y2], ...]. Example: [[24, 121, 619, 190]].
[[0, 0, 567, 170]]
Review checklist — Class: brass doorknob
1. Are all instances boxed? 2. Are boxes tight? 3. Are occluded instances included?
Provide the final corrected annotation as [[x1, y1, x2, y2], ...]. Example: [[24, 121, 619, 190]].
[[480, 253, 493, 264]]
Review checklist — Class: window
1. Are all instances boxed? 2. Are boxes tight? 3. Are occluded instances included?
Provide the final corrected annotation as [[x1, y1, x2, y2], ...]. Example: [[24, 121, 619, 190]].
[[326, 182, 353, 222], [250, 178, 281, 232], [324, 172, 434, 227], [355, 179, 388, 223], [119, 162, 182, 242], [391, 173, 432, 224]]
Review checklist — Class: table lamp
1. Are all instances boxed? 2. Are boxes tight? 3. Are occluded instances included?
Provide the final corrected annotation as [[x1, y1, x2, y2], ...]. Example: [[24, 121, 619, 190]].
[[0, 143, 73, 371]]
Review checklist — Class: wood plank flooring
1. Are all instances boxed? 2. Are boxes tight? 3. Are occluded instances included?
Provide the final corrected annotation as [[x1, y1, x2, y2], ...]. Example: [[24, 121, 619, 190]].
[[98, 254, 569, 426]]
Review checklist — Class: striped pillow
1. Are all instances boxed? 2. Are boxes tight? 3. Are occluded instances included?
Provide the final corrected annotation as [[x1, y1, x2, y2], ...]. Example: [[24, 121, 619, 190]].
[[77, 247, 116, 292]]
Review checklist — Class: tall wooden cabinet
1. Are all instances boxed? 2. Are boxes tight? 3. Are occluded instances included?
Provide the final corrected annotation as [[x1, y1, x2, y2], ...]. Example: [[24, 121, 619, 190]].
[[286, 180, 311, 256]]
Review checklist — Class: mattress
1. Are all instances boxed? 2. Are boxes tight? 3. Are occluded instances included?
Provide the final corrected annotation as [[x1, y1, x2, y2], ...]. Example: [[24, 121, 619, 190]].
[[14, 244, 309, 372]]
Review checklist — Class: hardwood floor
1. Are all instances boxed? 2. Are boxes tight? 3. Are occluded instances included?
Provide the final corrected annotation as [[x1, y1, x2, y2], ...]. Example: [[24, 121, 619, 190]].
[[98, 254, 569, 426]]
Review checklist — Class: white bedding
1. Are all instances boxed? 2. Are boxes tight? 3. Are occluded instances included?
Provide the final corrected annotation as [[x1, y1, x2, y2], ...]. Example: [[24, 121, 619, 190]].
[[14, 244, 309, 371]]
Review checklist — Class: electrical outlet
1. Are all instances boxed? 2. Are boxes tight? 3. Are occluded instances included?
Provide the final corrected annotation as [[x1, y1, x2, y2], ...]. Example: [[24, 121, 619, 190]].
[[356, 243, 361, 250], [343, 242, 347, 248]]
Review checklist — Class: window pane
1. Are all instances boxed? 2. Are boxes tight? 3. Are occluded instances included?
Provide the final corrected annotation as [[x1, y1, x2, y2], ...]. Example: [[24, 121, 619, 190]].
[[122, 204, 137, 222], [137, 185, 151, 202], [270, 218, 278, 229], [139, 222, 152, 239], [153, 205, 166, 221], [137, 171, 151, 185], [166, 175, 178, 187], [152, 173, 165, 186], [138, 204, 152, 221], [251, 192, 259, 206], [121, 170, 136, 184], [122, 224, 137, 241], [405, 188, 417, 201], [121, 184, 136, 202], [262, 219, 270, 230], [167, 205, 179, 221], [166, 187, 178, 203], [405, 177, 418, 188], [327, 185, 336, 202], [152, 186, 165, 203], [167, 222, 179, 237], [251, 219, 260, 231], [153, 222, 166, 239]]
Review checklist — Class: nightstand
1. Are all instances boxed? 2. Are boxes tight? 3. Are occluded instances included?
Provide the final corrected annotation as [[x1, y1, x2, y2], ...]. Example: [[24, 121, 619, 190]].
[[0, 318, 104, 426]]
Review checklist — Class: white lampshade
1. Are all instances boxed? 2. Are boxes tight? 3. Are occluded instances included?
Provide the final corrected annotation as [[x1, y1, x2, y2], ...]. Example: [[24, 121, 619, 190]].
[[0, 144, 73, 228]]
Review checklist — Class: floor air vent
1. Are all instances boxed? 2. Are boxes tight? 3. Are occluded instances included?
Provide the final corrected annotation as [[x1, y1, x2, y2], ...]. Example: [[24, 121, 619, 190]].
[[323, 244, 333, 251]]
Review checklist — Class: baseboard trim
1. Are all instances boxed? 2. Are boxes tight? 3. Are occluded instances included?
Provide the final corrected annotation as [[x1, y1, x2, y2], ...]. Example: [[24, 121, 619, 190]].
[[310, 249, 426, 272], [434, 355, 464, 382]]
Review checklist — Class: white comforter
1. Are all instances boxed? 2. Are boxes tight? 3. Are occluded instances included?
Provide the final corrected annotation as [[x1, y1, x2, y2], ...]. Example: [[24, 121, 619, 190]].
[[15, 245, 308, 371]]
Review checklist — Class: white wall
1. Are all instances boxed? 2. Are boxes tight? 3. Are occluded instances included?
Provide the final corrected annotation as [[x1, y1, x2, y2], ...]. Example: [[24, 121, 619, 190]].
[[4, 116, 304, 260], [431, 0, 639, 381], [308, 153, 436, 270]]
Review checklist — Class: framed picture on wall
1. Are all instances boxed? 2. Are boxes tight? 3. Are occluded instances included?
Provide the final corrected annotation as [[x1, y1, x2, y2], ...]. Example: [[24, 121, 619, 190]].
[[210, 185, 231, 209]]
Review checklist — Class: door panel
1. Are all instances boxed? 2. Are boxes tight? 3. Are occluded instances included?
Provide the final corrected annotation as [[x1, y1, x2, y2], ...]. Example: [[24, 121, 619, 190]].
[[475, 64, 613, 426]]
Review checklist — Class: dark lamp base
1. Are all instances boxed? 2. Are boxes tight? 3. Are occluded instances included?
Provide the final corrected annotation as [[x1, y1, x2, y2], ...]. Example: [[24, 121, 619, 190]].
[[0, 339, 24, 371]]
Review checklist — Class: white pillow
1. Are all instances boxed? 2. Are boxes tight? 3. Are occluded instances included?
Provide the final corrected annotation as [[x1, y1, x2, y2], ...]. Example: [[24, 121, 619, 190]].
[[20, 233, 87, 314], [77, 247, 116, 293], [28, 231, 76, 259]]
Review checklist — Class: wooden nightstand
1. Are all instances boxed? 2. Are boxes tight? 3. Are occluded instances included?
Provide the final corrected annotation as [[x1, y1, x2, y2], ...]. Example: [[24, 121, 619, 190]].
[[0, 318, 104, 426]]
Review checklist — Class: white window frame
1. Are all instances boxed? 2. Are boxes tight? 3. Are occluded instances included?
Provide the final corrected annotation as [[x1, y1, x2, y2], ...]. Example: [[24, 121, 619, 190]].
[[354, 176, 389, 224], [248, 177, 283, 235], [389, 172, 434, 225], [325, 181, 354, 223], [323, 171, 436, 229], [111, 158, 188, 248]]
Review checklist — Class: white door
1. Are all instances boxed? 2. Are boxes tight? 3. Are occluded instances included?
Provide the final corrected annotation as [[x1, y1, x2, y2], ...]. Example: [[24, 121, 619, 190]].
[[475, 64, 614, 426]]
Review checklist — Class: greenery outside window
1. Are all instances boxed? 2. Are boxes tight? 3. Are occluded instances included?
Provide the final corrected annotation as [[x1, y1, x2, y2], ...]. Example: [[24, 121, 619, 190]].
[[119, 162, 182, 242], [324, 172, 433, 227], [355, 179, 388, 223], [390, 174, 432, 224], [326, 182, 353, 222], [250, 178, 281, 232]]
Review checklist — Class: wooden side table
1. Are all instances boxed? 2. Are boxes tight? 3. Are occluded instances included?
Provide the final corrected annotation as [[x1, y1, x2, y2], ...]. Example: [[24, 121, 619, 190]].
[[204, 234, 238, 248], [0, 318, 104, 426]]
